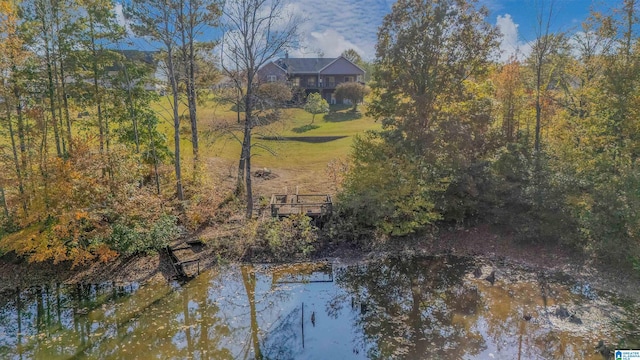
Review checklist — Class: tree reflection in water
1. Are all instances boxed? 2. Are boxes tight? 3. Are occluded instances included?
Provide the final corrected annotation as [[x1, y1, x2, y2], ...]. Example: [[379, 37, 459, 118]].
[[333, 255, 485, 359], [0, 256, 638, 359]]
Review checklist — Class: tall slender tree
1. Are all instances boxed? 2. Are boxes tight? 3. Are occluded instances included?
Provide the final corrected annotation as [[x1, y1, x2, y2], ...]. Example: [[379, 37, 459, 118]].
[[0, 0, 30, 213], [176, 0, 222, 165], [127, 0, 186, 200], [22, 0, 64, 157], [77, 0, 123, 156], [221, 0, 300, 217], [530, 0, 559, 153]]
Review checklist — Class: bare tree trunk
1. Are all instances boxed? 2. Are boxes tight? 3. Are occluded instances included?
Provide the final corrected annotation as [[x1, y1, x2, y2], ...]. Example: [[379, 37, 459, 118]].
[[0, 187, 8, 220], [43, 23, 62, 158], [54, 59, 66, 154], [5, 102, 27, 213], [187, 30, 199, 163], [178, 0, 199, 169], [243, 80, 254, 218], [168, 50, 185, 201], [89, 18, 105, 155], [221, 0, 300, 216], [237, 133, 248, 194], [147, 119, 161, 195], [40, 109, 50, 210], [533, 0, 555, 153], [236, 88, 241, 124], [59, 53, 72, 153], [245, 130, 253, 218], [53, 10, 67, 155], [11, 70, 28, 173], [535, 70, 542, 153]]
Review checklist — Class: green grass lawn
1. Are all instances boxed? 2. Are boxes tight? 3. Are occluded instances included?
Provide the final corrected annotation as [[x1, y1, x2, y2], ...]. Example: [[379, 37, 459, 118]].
[[1, 95, 375, 187], [154, 98, 381, 172], [214, 107, 379, 169]]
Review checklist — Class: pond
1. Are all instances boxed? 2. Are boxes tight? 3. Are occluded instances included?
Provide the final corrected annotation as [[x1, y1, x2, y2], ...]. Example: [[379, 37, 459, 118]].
[[0, 255, 638, 359]]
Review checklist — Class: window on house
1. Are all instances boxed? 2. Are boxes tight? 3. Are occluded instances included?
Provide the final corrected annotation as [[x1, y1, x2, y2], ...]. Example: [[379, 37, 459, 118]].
[[292, 77, 300, 87], [357, 75, 363, 82], [267, 75, 277, 82], [345, 76, 355, 82], [307, 77, 316, 86]]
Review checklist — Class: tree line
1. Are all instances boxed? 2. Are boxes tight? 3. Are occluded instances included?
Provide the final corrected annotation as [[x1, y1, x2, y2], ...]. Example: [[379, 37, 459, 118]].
[[2, 0, 639, 270], [0, 0, 225, 264], [337, 0, 640, 269], [0, 0, 307, 264]]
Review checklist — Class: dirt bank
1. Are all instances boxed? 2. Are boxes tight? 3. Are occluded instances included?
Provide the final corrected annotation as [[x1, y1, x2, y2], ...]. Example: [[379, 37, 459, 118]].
[[1, 224, 638, 302]]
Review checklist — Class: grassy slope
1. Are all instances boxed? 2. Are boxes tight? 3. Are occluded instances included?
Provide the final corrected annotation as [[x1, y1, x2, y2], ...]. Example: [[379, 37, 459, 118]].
[[153, 97, 380, 193], [203, 103, 379, 168]]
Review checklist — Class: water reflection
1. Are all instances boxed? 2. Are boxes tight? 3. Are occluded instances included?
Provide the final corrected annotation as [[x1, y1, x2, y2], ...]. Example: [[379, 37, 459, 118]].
[[0, 256, 637, 359], [330, 256, 484, 358]]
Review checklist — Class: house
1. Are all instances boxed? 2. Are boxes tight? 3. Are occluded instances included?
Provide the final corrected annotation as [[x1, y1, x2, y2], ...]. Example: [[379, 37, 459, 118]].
[[258, 55, 365, 104]]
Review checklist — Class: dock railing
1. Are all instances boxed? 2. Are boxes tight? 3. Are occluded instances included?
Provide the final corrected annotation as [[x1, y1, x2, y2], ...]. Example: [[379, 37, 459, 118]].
[[270, 194, 333, 218]]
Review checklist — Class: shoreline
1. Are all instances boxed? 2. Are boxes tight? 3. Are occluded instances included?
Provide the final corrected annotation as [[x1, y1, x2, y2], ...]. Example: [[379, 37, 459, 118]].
[[1, 224, 638, 302]]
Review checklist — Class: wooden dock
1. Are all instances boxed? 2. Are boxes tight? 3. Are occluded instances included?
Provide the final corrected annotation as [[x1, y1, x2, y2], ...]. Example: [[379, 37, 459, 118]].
[[166, 239, 204, 278], [269, 194, 332, 219], [271, 261, 333, 284]]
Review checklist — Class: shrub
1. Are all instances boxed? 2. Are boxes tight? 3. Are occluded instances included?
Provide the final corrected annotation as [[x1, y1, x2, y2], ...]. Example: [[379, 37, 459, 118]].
[[292, 124, 320, 133], [260, 214, 318, 260], [575, 165, 640, 264], [474, 142, 581, 245], [107, 214, 180, 256], [149, 214, 180, 250], [337, 133, 442, 240], [108, 223, 141, 256], [0, 216, 19, 238]]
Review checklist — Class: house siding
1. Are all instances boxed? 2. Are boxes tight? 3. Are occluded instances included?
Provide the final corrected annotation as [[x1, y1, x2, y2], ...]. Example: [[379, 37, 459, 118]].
[[258, 62, 287, 83], [257, 56, 366, 104], [319, 58, 364, 76]]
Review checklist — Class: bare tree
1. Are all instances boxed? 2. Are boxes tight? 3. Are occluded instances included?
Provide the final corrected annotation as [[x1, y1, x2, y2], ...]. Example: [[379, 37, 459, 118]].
[[531, 0, 558, 153], [220, 0, 301, 218], [176, 0, 222, 165], [126, 0, 185, 200]]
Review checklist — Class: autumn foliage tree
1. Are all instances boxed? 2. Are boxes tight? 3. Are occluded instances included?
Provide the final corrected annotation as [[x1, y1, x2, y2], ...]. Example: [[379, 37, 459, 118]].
[[334, 82, 369, 112], [0, 0, 181, 265], [339, 0, 499, 236]]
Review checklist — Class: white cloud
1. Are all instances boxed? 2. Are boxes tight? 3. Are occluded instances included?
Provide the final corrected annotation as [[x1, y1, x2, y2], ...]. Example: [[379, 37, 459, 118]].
[[284, 0, 387, 60], [291, 29, 366, 58], [496, 14, 532, 62], [220, 2, 542, 65], [113, 2, 133, 35]]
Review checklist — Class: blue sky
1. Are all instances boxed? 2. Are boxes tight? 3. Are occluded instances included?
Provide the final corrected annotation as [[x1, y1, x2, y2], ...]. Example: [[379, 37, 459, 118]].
[[116, 0, 609, 61], [285, 0, 603, 61]]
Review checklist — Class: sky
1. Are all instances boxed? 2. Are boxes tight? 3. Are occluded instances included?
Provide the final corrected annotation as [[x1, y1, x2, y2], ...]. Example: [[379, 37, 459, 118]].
[[283, 0, 601, 61], [116, 0, 610, 62]]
